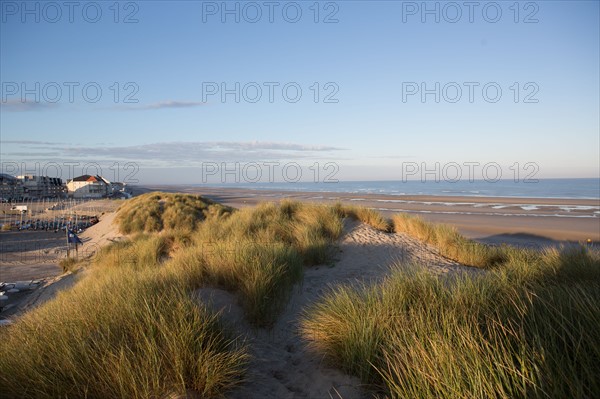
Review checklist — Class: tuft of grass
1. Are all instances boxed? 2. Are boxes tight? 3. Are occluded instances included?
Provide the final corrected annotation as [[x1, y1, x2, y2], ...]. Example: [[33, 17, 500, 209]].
[[340, 205, 392, 232], [93, 233, 172, 270], [173, 239, 303, 325], [301, 246, 600, 398], [115, 192, 232, 234], [58, 256, 80, 273], [393, 213, 507, 268], [167, 201, 344, 325]]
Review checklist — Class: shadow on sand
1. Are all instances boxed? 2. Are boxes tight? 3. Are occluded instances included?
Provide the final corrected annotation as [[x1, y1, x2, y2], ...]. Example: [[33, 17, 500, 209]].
[[476, 232, 595, 249]]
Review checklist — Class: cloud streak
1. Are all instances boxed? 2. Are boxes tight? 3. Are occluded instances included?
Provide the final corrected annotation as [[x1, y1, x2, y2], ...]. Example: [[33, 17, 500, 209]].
[[0, 100, 58, 112], [2, 140, 346, 166], [120, 101, 207, 111], [3, 140, 65, 146]]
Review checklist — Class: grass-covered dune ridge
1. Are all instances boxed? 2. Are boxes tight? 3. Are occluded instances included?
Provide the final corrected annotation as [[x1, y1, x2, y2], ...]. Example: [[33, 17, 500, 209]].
[[393, 213, 509, 268], [115, 191, 233, 233], [168, 200, 344, 324], [0, 195, 345, 397], [301, 246, 600, 398], [0, 245, 248, 398]]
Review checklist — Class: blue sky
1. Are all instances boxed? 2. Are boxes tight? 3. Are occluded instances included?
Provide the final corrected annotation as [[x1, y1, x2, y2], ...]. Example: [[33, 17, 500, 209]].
[[1, 0, 598, 184]]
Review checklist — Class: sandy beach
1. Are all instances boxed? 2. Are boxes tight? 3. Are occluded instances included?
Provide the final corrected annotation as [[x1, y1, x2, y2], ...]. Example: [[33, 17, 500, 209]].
[[134, 185, 600, 247]]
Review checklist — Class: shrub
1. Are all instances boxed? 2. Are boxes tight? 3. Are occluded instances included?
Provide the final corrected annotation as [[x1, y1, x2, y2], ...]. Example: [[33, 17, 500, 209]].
[[58, 256, 79, 273]]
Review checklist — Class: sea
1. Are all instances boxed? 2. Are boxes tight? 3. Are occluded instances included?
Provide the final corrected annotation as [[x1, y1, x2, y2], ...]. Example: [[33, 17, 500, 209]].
[[202, 178, 600, 200]]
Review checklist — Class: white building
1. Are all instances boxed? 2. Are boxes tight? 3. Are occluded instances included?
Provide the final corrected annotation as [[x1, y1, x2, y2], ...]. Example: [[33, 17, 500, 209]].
[[67, 175, 111, 198]]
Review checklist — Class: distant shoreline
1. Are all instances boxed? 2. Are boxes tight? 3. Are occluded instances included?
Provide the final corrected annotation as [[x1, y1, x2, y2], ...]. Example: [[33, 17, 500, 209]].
[[131, 184, 600, 206]]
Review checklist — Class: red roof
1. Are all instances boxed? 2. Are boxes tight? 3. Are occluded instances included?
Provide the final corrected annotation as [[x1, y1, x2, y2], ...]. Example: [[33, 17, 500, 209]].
[[72, 175, 105, 183]]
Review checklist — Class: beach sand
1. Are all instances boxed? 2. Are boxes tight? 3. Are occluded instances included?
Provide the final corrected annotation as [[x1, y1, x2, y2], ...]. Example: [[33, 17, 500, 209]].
[[134, 185, 600, 247]]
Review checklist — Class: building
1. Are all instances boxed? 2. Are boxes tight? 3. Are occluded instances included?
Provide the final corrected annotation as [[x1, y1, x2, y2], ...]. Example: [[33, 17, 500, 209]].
[[0, 173, 24, 201], [67, 175, 111, 198], [16, 175, 65, 199], [109, 181, 126, 194]]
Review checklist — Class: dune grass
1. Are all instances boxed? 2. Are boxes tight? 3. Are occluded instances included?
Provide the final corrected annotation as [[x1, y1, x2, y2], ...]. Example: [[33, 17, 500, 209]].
[[339, 206, 509, 269], [167, 200, 344, 325], [106, 199, 341, 326], [0, 235, 248, 399], [301, 246, 600, 398], [337, 207, 537, 269], [339, 204, 392, 232], [115, 191, 232, 234], [0, 196, 347, 399], [393, 212, 512, 268], [7, 192, 596, 398]]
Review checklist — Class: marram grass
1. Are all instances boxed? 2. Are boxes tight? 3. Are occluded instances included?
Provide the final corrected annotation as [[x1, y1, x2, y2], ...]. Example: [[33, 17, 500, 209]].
[[5, 194, 598, 398], [0, 255, 248, 399], [115, 191, 232, 234], [0, 196, 347, 398], [167, 200, 343, 325], [393, 212, 510, 268], [339, 204, 392, 232], [301, 246, 600, 398]]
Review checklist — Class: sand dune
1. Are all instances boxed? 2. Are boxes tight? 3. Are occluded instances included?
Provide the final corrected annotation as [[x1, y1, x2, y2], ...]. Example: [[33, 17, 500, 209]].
[[4, 194, 592, 396], [3, 205, 477, 395], [199, 220, 477, 399]]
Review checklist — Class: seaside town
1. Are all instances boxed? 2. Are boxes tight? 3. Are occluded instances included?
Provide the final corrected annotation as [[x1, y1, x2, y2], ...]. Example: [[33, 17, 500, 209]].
[[0, 173, 128, 202]]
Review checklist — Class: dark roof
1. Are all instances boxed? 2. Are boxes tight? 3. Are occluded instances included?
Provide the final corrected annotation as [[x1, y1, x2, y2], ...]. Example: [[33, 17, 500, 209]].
[[0, 173, 17, 182]]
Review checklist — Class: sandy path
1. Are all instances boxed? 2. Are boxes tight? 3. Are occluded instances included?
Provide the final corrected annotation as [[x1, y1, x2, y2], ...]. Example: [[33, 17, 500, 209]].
[[199, 220, 476, 399], [77, 212, 123, 257]]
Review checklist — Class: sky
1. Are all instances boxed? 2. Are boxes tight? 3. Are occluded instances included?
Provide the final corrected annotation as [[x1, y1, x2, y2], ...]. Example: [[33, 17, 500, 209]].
[[1, 0, 599, 184]]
